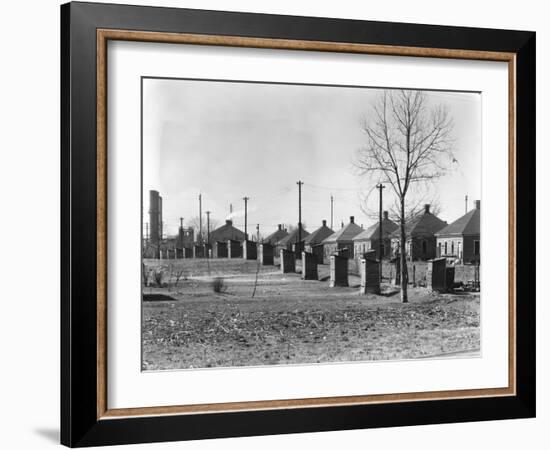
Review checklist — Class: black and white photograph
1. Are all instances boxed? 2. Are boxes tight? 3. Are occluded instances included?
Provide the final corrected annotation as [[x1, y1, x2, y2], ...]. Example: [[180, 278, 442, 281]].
[[141, 78, 482, 371]]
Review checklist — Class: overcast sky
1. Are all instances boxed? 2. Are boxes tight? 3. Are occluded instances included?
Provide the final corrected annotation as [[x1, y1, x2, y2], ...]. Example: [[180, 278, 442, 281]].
[[143, 78, 481, 237]]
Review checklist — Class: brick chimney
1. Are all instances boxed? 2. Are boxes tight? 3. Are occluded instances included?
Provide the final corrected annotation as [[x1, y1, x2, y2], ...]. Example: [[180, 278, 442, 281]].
[[225, 219, 233, 226], [424, 204, 430, 214], [322, 220, 327, 227], [350, 216, 355, 223], [475, 200, 481, 210], [277, 224, 282, 230], [383, 211, 389, 220]]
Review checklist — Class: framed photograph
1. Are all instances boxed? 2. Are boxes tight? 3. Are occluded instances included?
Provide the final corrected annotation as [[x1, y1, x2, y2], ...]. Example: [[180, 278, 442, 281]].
[[61, 1, 536, 447]]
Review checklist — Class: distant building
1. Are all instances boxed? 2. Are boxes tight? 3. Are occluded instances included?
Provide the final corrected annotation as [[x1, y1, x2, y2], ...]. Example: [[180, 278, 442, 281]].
[[353, 211, 398, 259], [435, 200, 480, 264], [390, 204, 447, 261], [277, 226, 310, 254], [209, 219, 246, 243], [177, 226, 194, 249], [321, 216, 363, 261], [304, 220, 334, 262], [263, 224, 289, 246]]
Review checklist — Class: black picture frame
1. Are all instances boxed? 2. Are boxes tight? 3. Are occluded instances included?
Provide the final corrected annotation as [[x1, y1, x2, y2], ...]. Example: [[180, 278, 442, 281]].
[[61, 1, 535, 447]]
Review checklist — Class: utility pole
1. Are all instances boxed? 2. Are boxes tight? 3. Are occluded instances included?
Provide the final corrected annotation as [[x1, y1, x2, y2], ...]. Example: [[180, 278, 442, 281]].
[[465, 194, 468, 214], [205, 211, 211, 245], [256, 224, 260, 243], [376, 183, 385, 283], [297, 181, 304, 252], [198, 193, 202, 243], [330, 194, 334, 230], [243, 196, 249, 239]]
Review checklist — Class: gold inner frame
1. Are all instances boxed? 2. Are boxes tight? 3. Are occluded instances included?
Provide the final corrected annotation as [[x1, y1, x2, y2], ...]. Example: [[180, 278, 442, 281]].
[[96, 29, 517, 420]]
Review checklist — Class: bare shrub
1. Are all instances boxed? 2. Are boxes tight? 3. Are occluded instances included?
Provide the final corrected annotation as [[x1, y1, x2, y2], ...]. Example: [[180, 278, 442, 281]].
[[153, 267, 164, 287], [212, 277, 227, 293]]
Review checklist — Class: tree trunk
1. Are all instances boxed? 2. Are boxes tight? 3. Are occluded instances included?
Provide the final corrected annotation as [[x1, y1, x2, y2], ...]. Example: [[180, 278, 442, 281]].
[[400, 198, 408, 303]]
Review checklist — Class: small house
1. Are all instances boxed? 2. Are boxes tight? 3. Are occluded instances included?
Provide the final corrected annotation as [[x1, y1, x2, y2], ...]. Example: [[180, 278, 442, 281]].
[[208, 219, 246, 244], [390, 204, 447, 261], [304, 220, 334, 262], [321, 216, 363, 261], [276, 226, 309, 254], [352, 211, 398, 260], [263, 224, 289, 246], [435, 200, 481, 264]]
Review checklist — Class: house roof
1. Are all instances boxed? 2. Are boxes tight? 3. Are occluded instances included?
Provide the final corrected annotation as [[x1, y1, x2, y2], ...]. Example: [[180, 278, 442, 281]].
[[209, 220, 246, 242], [263, 225, 289, 245], [277, 226, 310, 245], [353, 217, 399, 242], [304, 222, 334, 245], [390, 206, 447, 239], [322, 217, 363, 244], [435, 204, 480, 237]]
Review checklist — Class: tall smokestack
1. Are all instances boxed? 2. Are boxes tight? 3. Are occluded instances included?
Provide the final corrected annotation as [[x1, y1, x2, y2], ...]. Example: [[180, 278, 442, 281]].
[[149, 190, 160, 246], [159, 196, 163, 240]]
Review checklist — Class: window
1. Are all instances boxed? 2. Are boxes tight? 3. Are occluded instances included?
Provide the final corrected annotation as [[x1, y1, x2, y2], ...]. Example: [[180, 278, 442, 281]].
[[474, 240, 480, 256], [444, 241, 448, 255], [438, 242, 442, 257], [451, 241, 454, 255]]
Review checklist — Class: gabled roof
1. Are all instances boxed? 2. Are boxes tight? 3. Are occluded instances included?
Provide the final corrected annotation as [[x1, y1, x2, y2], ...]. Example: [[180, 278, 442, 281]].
[[322, 218, 363, 244], [209, 220, 246, 242], [264, 225, 289, 245], [390, 206, 447, 239], [435, 205, 480, 237], [353, 217, 398, 242], [277, 226, 310, 245], [304, 222, 334, 245]]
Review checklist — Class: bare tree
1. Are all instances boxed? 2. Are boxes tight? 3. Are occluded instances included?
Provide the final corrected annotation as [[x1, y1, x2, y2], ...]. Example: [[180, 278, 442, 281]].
[[187, 216, 220, 243], [354, 89, 454, 302]]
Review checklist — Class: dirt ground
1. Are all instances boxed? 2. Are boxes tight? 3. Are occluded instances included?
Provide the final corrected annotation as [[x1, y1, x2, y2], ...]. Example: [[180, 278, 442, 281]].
[[142, 258, 480, 370]]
